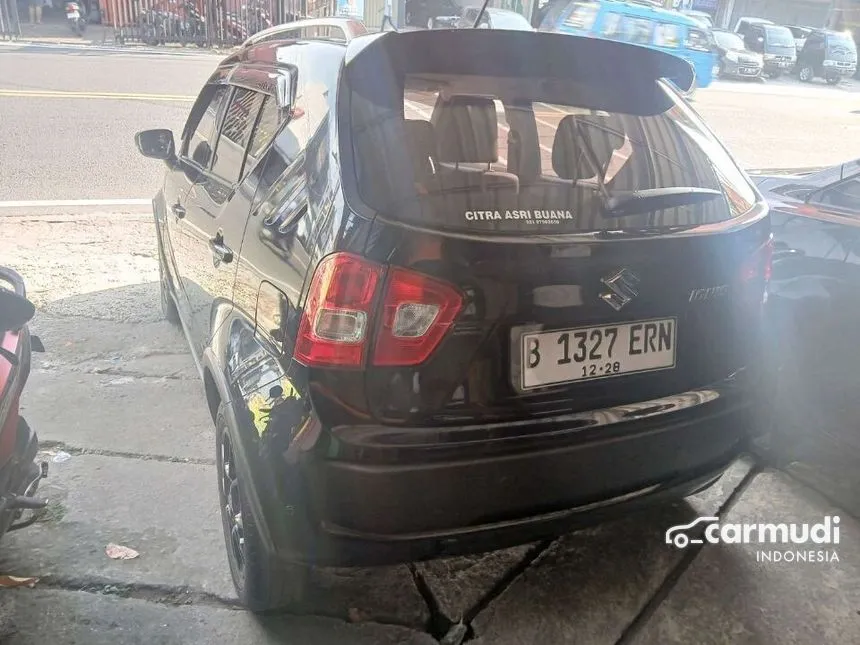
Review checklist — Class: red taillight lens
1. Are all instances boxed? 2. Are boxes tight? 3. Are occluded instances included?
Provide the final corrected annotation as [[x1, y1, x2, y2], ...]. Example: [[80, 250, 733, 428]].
[[741, 236, 774, 283], [294, 253, 383, 368], [740, 236, 773, 304], [294, 253, 463, 369], [373, 267, 463, 366]]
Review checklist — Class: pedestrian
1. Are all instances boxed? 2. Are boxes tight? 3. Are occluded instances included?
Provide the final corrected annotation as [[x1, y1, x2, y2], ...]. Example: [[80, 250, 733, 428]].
[[28, 0, 42, 24], [381, 0, 395, 30]]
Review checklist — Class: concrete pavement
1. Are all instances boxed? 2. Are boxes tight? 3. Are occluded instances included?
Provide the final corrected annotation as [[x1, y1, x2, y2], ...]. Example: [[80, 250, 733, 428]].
[[0, 213, 857, 644]]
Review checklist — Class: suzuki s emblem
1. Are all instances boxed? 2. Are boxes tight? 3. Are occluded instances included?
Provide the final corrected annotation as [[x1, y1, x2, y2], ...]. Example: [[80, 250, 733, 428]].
[[600, 268, 640, 311]]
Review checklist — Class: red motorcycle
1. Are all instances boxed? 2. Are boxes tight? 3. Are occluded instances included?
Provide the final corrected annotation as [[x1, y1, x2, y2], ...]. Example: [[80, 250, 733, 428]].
[[0, 266, 48, 540]]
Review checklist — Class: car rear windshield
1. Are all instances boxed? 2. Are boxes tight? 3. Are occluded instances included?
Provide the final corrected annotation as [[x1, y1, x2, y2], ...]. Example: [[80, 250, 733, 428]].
[[345, 35, 757, 235]]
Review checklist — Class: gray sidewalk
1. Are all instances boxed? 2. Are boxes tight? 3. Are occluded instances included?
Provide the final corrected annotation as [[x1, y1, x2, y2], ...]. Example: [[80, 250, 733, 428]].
[[1, 212, 858, 644]]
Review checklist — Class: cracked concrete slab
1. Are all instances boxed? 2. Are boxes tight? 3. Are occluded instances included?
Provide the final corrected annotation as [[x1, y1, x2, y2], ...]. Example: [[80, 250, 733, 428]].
[[0, 589, 437, 645], [0, 453, 233, 598], [30, 313, 191, 365], [629, 470, 860, 645], [469, 458, 753, 644], [0, 454, 429, 628], [21, 369, 214, 462], [416, 544, 536, 623]]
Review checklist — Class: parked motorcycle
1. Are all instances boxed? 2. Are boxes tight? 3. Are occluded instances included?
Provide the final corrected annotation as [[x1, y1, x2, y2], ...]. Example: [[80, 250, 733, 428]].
[[0, 266, 48, 541], [65, 1, 87, 37]]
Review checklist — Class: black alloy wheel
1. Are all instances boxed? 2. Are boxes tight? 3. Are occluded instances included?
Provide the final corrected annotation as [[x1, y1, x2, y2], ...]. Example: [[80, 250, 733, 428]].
[[215, 405, 306, 612], [219, 423, 246, 585]]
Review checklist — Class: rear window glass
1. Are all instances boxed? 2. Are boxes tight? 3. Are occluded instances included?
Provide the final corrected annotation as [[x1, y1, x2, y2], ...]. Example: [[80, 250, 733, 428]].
[[347, 73, 757, 234]]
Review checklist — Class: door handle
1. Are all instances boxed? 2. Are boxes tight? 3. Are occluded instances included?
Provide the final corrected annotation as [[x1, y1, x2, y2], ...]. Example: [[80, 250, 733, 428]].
[[172, 203, 186, 219], [209, 235, 233, 264]]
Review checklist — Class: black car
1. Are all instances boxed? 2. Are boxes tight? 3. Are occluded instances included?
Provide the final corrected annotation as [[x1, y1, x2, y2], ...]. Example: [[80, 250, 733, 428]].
[[753, 160, 860, 470], [711, 28, 763, 80], [734, 17, 796, 77], [795, 29, 857, 84], [136, 18, 771, 612], [404, 0, 460, 28]]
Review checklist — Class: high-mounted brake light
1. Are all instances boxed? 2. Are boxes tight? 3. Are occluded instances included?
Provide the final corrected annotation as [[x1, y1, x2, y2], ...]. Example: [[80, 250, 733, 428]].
[[294, 253, 463, 369]]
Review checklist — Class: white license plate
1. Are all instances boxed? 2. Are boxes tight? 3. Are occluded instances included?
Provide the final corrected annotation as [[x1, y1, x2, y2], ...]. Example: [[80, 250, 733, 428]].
[[67, 10, 79, 17], [520, 318, 677, 390]]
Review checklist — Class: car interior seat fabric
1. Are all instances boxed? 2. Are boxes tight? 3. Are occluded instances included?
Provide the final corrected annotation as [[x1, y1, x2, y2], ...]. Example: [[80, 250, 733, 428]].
[[404, 119, 439, 181], [431, 95, 519, 197]]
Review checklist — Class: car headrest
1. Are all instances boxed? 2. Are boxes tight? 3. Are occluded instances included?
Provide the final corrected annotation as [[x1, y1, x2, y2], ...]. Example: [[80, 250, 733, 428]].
[[404, 119, 437, 176], [551, 115, 585, 181], [552, 113, 626, 181], [433, 96, 499, 164]]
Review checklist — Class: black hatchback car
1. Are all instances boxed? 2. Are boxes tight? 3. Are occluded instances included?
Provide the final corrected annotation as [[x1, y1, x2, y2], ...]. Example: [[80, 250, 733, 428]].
[[136, 18, 771, 612]]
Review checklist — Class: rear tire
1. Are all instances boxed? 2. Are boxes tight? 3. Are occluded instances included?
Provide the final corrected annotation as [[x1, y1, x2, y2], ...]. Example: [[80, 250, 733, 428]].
[[798, 65, 813, 82], [215, 405, 307, 613]]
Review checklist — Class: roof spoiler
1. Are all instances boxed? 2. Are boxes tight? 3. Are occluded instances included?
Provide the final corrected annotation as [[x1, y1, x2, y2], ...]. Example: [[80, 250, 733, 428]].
[[344, 30, 696, 115]]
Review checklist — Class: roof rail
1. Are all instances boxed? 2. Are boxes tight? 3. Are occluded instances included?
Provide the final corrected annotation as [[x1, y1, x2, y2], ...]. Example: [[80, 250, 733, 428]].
[[242, 17, 370, 47]]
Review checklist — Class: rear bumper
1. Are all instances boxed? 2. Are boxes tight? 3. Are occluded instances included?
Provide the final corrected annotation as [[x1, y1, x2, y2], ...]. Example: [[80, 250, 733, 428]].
[[300, 371, 759, 566]]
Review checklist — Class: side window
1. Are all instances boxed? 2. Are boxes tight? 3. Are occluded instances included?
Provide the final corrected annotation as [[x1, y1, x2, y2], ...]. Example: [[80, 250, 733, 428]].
[[813, 178, 860, 213], [684, 27, 711, 52], [184, 84, 230, 168], [622, 16, 655, 45], [601, 12, 622, 38], [655, 23, 680, 48], [211, 87, 265, 183], [246, 97, 282, 170]]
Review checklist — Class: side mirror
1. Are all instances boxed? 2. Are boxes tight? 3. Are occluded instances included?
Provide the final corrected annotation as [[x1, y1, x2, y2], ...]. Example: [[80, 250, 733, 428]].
[[0, 289, 35, 333], [135, 129, 176, 161]]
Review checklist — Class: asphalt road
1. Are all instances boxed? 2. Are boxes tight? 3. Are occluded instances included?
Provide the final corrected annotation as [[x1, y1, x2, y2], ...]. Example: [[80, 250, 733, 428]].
[[0, 43, 859, 204]]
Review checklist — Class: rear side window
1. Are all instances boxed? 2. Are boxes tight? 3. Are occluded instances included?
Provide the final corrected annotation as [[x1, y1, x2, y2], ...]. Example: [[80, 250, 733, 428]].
[[348, 73, 757, 234], [248, 97, 281, 160], [212, 88, 265, 183], [185, 84, 230, 168], [562, 1, 599, 30], [621, 16, 656, 45], [655, 23, 680, 48], [684, 27, 712, 52]]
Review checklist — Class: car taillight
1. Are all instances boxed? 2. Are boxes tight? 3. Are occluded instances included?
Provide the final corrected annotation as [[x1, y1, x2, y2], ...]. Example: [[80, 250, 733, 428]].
[[294, 253, 383, 368], [373, 267, 463, 366], [740, 236, 773, 304], [294, 253, 463, 368]]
